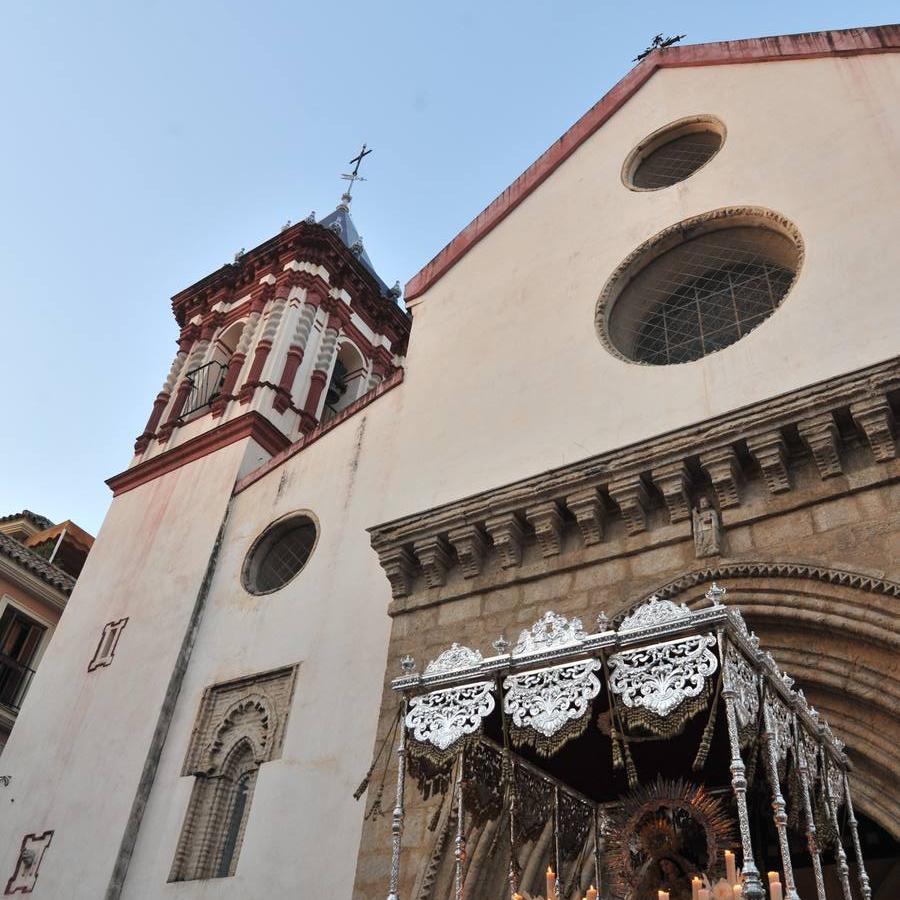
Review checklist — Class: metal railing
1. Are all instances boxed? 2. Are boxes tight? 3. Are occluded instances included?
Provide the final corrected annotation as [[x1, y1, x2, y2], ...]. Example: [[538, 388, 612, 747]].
[[182, 360, 227, 417], [0, 653, 36, 713]]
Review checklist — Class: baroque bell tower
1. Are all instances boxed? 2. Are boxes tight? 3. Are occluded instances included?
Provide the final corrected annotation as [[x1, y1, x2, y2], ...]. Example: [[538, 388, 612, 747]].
[[117, 161, 409, 496]]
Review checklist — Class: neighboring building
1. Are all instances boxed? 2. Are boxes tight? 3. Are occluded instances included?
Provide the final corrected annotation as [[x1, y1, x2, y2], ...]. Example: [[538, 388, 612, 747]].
[[0, 512, 93, 753], [0, 24, 898, 900]]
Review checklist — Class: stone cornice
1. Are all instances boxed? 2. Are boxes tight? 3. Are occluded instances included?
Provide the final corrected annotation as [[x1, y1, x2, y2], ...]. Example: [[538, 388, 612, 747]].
[[370, 357, 899, 601], [0, 554, 70, 611], [107, 412, 290, 497], [646, 561, 900, 603], [170, 222, 410, 351]]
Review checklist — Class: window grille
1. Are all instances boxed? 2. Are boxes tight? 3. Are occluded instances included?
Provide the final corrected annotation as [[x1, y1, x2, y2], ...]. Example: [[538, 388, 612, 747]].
[[607, 225, 799, 365], [243, 516, 317, 594], [182, 360, 227, 417], [631, 131, 722, 189]]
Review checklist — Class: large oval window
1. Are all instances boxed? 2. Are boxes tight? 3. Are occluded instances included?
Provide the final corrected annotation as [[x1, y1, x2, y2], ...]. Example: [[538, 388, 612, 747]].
[[597, 209, 803, 365]]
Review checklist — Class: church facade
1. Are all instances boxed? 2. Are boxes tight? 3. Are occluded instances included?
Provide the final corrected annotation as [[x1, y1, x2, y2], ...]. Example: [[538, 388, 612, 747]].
[[0, 25, 897, 900]]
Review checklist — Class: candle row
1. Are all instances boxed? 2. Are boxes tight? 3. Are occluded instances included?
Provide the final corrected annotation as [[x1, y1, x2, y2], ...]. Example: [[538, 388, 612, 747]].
[[510, 868, 597, 900]]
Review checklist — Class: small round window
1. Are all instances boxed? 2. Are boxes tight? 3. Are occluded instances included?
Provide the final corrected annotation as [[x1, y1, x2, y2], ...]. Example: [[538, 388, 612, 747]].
[[243, 514, 318, 594], [624, 116, 725, 190], [597, 208, 803, 365]]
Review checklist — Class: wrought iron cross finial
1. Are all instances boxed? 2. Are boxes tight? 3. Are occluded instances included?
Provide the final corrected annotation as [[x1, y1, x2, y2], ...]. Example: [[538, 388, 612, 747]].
[[339, 142, 373, 205]]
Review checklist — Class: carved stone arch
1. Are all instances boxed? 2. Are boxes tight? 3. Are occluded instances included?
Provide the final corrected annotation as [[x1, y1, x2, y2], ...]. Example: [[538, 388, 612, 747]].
[[204, 693, 276, 773], [625, 562, 900, 836], [220, 735, 259, 781]]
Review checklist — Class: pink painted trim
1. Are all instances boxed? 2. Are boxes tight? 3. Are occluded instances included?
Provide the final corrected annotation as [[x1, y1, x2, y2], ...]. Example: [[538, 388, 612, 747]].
[[107, 412, 290, 497], [404, 25, 900, 301], [234, 369, 405, 494]]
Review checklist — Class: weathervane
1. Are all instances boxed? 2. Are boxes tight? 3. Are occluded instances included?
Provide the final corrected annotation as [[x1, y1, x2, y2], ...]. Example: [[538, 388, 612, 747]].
[[338, 142, 373, 207], [633, 33, 685, 63]]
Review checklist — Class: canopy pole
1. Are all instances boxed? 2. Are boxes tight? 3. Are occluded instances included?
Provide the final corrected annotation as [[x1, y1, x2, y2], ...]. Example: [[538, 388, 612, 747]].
[[793, 720, 826, 900], [553, 786, 562, 900], [842, 771, 872, 900], [761, 694, 799, 900], [386, 699, 408, 900], [822, 745, 853, 900], [499, 680, 520, 897], [592, 807, 604, 898], [719, 630, 765, 900], [454, 747, 466, 900]]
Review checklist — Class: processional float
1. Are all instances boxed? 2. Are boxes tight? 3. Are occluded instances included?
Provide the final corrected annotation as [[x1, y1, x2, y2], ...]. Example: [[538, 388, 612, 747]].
[[378, 585, 871, 900]]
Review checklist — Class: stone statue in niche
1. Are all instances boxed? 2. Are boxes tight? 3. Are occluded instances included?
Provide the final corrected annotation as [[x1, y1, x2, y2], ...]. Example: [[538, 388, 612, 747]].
[[692, 498, 722, 558]]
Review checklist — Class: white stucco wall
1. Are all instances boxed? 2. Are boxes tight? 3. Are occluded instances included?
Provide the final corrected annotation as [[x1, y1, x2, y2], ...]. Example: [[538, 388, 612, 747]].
[[1, 49, 897, 899], [0, 441, 252, 896], [391, 53, 900, 518]]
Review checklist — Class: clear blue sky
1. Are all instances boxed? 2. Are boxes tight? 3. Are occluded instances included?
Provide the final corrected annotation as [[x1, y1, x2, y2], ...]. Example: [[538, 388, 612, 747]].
[[1, 2, 895, 535]]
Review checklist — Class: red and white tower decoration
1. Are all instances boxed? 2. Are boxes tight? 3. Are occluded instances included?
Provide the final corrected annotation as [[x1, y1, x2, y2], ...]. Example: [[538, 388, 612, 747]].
[[124, 154, 409, 492]]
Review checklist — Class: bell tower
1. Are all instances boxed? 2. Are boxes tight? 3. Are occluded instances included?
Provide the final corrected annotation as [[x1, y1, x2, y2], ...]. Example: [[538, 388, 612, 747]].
[[118, 179, 410, 495]]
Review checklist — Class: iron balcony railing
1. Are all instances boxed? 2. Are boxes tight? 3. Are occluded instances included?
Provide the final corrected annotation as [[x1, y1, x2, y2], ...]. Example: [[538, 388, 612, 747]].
[[0, 653, 36, 713], [182, 360, 227, 417]]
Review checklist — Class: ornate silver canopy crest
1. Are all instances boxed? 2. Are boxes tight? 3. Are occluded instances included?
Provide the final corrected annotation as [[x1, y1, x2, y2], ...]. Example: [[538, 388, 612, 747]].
[[619, 595, 692, 632], [724, 644, 759, 729], [503, 659, 603, 738], [512, 611, 588, 656], [424, 643, 483, 676], [608, 634, 718, 718], [405, 682, 495, 751]]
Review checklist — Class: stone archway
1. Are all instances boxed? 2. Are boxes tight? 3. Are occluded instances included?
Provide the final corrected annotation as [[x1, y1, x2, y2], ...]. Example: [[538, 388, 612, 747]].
[[632, 562, 900, 837]]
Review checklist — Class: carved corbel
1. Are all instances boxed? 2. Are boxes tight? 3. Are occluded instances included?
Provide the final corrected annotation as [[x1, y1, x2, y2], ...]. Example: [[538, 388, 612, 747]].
[[413, 537, 453, 589], [525, 501, 565, 557], [798, 413, 843, 479], [700, 446, 744, 509], [850, 396, 897, 462], [484, 513, 525, 569], [651, 462, 692, 524], [377, 546, 417, 599], [565, 487, 605, 546], [747, 432, 791, 494], [608, 476, 650, 535], [447, 525, 488, 579]]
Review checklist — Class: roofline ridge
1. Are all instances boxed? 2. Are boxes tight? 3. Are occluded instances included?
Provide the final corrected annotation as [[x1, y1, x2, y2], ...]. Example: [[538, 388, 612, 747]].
[[404, 23, 900, 303]]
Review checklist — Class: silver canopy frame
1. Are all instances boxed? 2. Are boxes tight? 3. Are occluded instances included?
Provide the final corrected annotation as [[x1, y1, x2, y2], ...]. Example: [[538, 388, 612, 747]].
[[383, 586, 870, 900]]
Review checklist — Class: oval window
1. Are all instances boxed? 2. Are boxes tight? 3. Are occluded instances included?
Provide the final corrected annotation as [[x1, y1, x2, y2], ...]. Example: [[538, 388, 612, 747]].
[[242, 514, 318, 594], [597, 209, 803, 365], [624, 116, 725, 190]]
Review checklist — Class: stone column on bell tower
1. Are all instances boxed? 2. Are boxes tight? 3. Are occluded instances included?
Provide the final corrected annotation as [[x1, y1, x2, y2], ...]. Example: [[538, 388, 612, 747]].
[[134, 326, 197, 453], [300, 297, 341, 431], [273, 288, 323, 414], [238, 277, 288, 404]]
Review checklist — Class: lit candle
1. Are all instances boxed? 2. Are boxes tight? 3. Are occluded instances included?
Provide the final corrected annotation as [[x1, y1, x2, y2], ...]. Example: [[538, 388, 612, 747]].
[[724, 850, 737, 886], [658, 892, 670, 900], [512, 894, 522, 900], [733, 886, 743, 899], [546, 866, 556, 900], [768, 873, 783, 900], [693, 876, 702, 900], [586, 886, 598, 900]]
